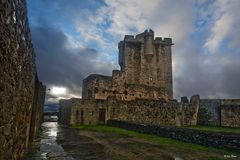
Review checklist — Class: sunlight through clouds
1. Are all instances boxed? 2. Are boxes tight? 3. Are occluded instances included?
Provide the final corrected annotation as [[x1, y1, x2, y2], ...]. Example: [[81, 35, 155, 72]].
[[51, 87, 67, 96]]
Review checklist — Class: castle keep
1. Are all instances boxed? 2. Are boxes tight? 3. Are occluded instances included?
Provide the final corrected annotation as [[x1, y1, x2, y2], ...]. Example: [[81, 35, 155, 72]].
[[59, 30, 200, 126], [82, 29, 173, 101]]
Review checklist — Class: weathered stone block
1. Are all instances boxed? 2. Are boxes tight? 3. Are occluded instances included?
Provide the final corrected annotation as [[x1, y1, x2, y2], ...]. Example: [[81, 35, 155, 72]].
[[0, 0, 44, 159]]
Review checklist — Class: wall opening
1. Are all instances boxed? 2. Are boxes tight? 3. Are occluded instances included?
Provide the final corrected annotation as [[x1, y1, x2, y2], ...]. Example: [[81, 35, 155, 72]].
[[81, 109, 84, 124], [99, 109, 106, 124]]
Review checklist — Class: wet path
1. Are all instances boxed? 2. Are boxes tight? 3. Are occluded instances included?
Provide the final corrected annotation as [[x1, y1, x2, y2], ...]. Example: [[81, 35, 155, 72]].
[[27, 122, 230, 160], [27, 122, 181, 160], [27, 122, 108, 160]]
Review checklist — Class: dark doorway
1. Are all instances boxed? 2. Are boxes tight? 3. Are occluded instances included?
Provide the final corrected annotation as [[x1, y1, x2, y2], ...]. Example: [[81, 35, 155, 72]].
[[81, 110, 84, 124], [99, 109, 106, 124]]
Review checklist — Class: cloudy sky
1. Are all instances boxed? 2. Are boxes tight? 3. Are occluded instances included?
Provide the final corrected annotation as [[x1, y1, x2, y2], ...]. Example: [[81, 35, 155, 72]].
[[27, 0, 240, 104]]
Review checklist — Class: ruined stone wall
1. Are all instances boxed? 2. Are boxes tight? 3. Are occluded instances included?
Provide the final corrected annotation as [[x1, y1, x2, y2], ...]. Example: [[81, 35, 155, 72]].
[[111, 70, 169, 101], [70, 99, 101, 125], [221, 99, 240, 105], [220, 99, 240, 128], [198, 99, 221, 126], [68, 95, 199, 127], [197, 99, 240, 127], [109, 95, 199, 126], [82, 74, 113, 100], [60, 98, 109, 125], [221, 105, 240, 127], [59, 99, 78, 125], [0, 0, 36, 159], [82, 71, 169, 101]]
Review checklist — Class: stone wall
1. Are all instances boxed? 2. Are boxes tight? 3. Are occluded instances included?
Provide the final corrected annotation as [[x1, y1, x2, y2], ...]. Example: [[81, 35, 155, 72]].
[[109, 95, 199, 126], [198, 99, 221, 125], [64, 95, 199, 127], [70, 99, 104, 125], [59, 98, 80, 125], [0, 0, 36, 159], [108, 120, 240, 151], [29, 77, 46, 141], [221, 99, 240, 105], [82, 72, 169, 101], [59, 98, 110, 125], [197, 99, 240, 127], [221, 105, 240, 127], [82, 74, 113, 100]]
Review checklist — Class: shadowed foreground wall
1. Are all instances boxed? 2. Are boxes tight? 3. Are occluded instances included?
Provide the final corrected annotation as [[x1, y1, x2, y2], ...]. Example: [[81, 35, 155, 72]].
[[0, 0, 41, 159], [29, 77, 46, 141]]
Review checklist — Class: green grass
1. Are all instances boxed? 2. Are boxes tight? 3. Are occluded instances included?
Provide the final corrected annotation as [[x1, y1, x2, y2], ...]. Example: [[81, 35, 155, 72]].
[[71, 125, 239, 156], [185, 125, 240, 134]]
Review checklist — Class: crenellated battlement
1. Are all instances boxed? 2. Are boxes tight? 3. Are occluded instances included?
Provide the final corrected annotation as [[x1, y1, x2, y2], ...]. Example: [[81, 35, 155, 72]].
[[118, 29, 173, 99], [122, 29, 173, 46]]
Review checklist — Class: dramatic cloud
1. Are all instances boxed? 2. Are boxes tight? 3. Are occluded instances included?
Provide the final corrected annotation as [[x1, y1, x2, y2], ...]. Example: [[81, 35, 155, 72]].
[[203, 0, 240, 53], [31, 20, 116, 104], [174, 0, 240, 98], [28, 0, 240, 104]]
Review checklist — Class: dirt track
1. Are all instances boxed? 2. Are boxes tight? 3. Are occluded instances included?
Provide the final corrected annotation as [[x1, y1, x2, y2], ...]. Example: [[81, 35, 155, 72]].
[[27, 122, 236, 160]]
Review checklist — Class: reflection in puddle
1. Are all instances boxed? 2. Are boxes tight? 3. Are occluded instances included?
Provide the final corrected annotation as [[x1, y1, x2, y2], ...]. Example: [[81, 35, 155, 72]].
[[40, 152, 47, 159], [27, 122, 74, 160], [46, 123, 58, 138]]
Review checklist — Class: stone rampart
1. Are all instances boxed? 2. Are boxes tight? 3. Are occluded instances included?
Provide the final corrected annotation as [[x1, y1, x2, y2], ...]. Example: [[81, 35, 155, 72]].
[[198, 99, 221, 125], [109, 95, 199, 126], [64, 95, 199, 127], [0, 0, 36, 159], [221, 105, 240, 127], [198, 99, 240, 127]]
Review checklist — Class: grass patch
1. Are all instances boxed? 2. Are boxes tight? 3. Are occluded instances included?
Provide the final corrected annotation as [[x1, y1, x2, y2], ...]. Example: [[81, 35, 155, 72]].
[[71, 125, 239, 156], [185, 125, 240, 134]]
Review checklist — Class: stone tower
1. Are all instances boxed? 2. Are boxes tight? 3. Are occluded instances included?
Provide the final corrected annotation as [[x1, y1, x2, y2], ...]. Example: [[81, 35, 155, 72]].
[[118, 29, 173, 98], [82, 29, 173, 100]]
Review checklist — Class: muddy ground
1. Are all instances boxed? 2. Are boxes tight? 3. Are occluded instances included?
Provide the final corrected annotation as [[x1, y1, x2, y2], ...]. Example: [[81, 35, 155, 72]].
[[27, 122, 237, 160]]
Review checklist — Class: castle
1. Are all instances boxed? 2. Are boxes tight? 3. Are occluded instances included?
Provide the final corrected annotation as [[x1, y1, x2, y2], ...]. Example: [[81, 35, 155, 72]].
[[59, 30, 200, 126], [82, 29, 173, 101]]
